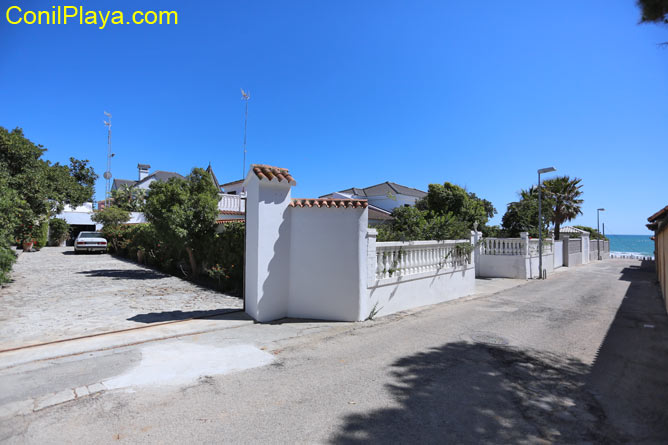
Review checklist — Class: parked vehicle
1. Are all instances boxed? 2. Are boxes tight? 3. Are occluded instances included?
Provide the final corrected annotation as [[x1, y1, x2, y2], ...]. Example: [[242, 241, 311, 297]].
[[74, 231, 107, 254]]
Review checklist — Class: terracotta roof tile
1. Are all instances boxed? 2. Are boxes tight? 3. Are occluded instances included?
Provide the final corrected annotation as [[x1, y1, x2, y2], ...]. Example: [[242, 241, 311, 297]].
[[648, 204, 668, 223], [251, 164, 296, 185], [219, 210, 244, 215], [289, 198, 368, 209], [216, 219, 245, 225]]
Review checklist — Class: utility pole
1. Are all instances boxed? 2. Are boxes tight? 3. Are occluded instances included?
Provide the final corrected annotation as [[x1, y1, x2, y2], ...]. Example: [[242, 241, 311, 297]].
[[241, 89, 250, 181], [103, 112, 113, 209], [537, 166, 556, 279]]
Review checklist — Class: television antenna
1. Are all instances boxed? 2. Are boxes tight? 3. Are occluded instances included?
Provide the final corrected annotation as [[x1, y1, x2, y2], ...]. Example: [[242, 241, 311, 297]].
[[241, 89, 250, 180], [103, 111, 113, 208]]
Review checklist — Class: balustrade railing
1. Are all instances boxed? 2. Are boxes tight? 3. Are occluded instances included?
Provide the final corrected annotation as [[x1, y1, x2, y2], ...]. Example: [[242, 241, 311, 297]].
[[218, 193, 245, 212], [374, 240, 471, 280], [481, 238, 524, 256]]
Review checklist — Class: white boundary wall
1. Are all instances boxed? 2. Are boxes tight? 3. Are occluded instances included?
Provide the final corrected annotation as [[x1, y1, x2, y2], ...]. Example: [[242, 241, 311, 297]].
[[554, 240, 564, 268], [475, 232, 554, 279], [243, 166, 476, 322], [562, 234, 590, 267], [366, 233, 475, 318]]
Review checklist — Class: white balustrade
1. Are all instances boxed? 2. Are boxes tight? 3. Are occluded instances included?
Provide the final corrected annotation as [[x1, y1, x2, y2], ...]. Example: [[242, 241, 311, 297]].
[[218, 193, 245, 212], [481, 237, 552, 257], [374, 240, 471, 280], [481, 238, 524, 255]]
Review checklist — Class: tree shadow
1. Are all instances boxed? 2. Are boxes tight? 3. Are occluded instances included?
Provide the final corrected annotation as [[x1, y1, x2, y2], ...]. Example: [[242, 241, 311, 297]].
[[76, 269, 166, 280], [127, 308, 246, 323], [332, 260, 668, 443], [331, 342, 621, 444]]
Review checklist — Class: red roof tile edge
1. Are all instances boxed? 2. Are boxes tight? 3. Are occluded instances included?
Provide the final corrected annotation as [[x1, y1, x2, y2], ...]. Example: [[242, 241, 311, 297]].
[[219, 210, 244, 215], [289, 198, 368, 209], [216, 219, 245, 224], [251, 164, 296, 185]]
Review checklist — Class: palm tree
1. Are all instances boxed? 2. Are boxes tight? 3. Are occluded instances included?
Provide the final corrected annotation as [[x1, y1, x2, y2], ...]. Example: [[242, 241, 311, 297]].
[[541, 176, 583, 240]]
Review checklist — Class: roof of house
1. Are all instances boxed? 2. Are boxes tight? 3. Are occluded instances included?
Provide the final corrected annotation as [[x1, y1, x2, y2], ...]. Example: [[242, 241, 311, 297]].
[[112, 179, 136, 189], [220, 179, 244, 188], [320, 181, 427, 199], [206, 165, 221, 190], [113, 170, 185, 190], [648, 204, 668, 223], [559, 226, 588, 234], [137, 170, 184, 186], [368, 204, 393, 221], [249, 164, 296, 185]]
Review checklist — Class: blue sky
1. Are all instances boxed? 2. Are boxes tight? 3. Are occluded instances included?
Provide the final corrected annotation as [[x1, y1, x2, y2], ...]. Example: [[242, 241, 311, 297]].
[[2, 1, 667, 234]]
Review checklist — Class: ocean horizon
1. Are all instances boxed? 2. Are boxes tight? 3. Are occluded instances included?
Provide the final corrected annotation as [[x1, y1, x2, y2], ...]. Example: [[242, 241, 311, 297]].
[[607, 234, 654, 257]]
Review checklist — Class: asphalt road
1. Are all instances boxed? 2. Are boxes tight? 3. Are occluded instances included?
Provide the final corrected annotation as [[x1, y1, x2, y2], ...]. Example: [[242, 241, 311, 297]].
[[1, 259, 667, 444]]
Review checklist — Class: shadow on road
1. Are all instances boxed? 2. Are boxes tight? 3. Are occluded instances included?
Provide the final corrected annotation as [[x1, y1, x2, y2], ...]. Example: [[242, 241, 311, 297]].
[[128, 308, 244, 323], [331, 342, 619, 444], [76, 269, 165, 280], [332, 260, 668, 443]]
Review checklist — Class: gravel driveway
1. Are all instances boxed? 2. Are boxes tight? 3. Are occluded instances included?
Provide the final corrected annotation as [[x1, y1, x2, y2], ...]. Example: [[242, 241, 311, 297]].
[[0, 247, 242, 350]]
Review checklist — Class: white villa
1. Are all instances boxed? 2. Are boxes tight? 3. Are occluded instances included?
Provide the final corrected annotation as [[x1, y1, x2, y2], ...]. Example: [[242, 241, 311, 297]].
[[320, 181, 427, 225]]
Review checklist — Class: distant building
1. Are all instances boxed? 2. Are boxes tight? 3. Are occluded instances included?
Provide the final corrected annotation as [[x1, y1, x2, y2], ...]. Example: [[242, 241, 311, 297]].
[[648, 205, 667, 314], [111, 163, 185, 191], [555, 226, 589, 236], [320, 181, 427, 225], [320, 181, 427, 212]]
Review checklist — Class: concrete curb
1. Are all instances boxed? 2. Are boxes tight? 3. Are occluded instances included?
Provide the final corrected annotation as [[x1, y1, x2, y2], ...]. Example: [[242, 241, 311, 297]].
[[0, 313, 252, 371]]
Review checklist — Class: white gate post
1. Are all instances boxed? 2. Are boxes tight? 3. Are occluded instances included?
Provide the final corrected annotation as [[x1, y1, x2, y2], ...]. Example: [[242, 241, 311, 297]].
[[244, 165, 296, 322]]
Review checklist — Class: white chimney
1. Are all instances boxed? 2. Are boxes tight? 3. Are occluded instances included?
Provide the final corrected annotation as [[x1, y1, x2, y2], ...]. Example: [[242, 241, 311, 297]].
[[138, 163, 150, 180]]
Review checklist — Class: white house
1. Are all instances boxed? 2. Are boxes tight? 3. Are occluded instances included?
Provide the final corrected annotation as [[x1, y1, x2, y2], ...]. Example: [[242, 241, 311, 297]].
[[320, 182, 427, 212], [320, 181, 426, 225], [111, 163, 185, 192]]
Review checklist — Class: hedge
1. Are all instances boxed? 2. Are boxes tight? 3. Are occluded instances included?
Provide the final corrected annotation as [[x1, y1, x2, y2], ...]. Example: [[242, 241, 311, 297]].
[[102, 221, 244, 294]]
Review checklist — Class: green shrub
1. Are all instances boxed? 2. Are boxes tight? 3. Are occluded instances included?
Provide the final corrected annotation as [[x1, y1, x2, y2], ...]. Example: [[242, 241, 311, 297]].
[[0, 245, 16, 284], [201, 221, 245, 292], [34, 220, 49, 249], [48, 218, 70, 246], [572, 225, 608, 240]]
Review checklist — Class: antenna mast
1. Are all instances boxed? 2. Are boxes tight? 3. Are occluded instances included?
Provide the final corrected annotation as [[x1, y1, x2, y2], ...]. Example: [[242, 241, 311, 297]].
[[103, 111, 113, 209], [241, 89, 250, 179]]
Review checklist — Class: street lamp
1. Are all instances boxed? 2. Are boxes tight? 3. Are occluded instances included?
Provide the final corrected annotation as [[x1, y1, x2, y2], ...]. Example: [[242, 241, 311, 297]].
[[597, 208, 605, 260], [538, 166, 556, 279]]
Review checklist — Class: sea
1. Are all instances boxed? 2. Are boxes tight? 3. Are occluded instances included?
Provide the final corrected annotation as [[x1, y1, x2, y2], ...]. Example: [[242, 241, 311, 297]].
[[607, 234, 655, 259]]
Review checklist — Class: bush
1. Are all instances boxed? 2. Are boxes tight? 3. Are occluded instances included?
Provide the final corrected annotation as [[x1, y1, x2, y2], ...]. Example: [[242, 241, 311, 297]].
[[48, 218, 69, 246], [34, 220, 49, 249], [91, 206, 130, 228], [0, 245, 16, 284], [572, 225, 608, 240], [376, 207, 470, 242], [202, 221, 245, 292]]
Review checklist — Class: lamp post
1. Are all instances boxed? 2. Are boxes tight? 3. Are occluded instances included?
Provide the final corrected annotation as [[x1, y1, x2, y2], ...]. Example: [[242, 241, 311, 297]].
[[597, 208, 605, 260], [538, 167, 556, 279]]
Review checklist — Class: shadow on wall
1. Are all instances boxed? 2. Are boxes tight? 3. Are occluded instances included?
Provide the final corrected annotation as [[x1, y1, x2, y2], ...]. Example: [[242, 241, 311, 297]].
[[585, 260, 668, 442], [331, 260, 668, 443], [259, 190, 291, 321]]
